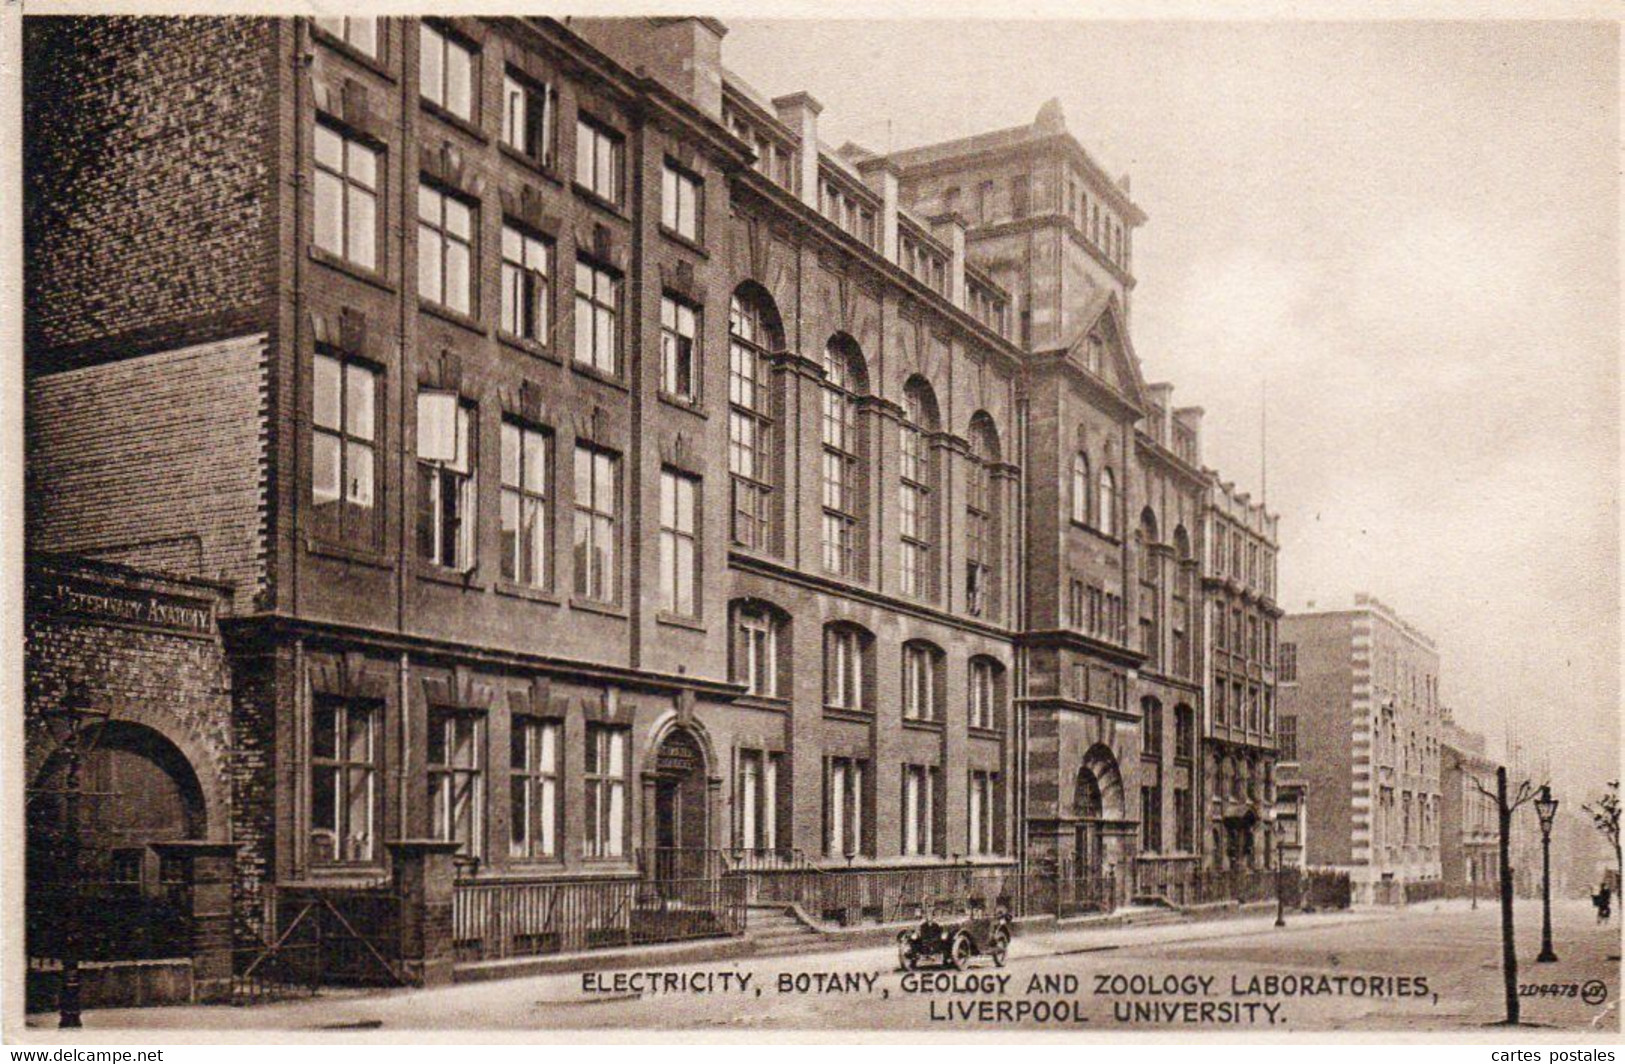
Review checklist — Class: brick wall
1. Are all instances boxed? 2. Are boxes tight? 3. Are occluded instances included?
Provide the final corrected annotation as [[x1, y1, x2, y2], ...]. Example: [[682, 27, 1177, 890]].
[[27, 335, 270, 614], [24, 15, 277, 368]]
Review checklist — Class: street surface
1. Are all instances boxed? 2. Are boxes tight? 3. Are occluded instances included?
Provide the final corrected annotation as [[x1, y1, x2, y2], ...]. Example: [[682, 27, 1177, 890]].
[[33, 898, 1621, 1035]]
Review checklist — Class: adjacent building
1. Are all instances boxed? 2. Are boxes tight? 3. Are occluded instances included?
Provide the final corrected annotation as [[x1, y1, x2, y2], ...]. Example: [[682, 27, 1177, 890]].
[[24, 14, 1280, 974], [1439, 712, 1499, 899], [1279, 595, 1443, 904]]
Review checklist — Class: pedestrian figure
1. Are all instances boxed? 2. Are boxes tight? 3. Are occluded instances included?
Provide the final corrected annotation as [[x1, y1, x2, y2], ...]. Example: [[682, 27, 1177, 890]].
[[1593, 883, 1612, 924]]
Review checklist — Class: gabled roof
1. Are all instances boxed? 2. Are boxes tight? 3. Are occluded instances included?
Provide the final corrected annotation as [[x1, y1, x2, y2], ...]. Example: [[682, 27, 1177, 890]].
[[1064, 288, 1148, 409]]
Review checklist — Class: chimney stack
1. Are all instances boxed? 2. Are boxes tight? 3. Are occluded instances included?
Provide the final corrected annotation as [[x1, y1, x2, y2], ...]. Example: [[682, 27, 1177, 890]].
[[773, 92, 823, 211]]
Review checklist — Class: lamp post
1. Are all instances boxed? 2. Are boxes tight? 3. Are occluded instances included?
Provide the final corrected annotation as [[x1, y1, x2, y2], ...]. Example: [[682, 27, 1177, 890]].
[[1274, 817, 1287, 928], [1535, 785, 1559, 963]]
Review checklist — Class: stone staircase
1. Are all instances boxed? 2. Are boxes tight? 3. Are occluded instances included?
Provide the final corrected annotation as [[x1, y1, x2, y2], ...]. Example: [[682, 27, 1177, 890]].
[[746, 905, 826, 954]]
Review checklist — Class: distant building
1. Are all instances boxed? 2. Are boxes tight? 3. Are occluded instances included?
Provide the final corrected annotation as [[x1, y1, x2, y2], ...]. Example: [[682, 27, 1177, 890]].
[[1279, 595, 1444, 903], [1439, 712, 1499, 899]]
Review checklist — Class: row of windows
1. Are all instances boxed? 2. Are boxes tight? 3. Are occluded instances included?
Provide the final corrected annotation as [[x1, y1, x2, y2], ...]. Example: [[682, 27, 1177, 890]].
[[314, 125, 701, 384], [1063, 173, 1130, 270], [313, 697, 1005, 868], [823, 759, 1004, 859], [314, 356, 709, 612], [729, 287, 1006, 615], [1212, 676, 1274, 735], [1139, 699, 1196, 761], [735, 604, 1005, 732], [1212, 602, 1276, 665], [1066, 579, 1125, 643], [1139, 783, 1194, 854], [1210, 517, 1276, 597], [1069, 452, 1119, 537], [311, 701, 628, 864]]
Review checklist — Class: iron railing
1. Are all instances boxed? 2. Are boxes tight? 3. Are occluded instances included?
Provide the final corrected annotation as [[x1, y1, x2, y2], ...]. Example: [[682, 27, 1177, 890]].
[[451, 874, 747, 963]]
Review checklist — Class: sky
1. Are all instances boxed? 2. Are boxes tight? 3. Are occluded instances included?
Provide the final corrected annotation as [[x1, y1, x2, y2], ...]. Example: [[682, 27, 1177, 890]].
[[720, 18, 1621, 802]]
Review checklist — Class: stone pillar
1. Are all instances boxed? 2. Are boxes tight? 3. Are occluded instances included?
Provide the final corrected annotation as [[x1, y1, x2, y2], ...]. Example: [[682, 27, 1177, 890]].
[[387, 839, 462, 987], [151, 841, 240, 1004]]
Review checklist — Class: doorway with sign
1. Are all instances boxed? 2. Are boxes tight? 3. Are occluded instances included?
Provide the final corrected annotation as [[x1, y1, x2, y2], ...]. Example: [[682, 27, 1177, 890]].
[[649, 726, 711, 882]]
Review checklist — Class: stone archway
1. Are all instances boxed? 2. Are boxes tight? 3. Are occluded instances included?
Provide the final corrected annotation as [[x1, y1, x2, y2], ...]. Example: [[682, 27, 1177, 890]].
[[1074, 744, 1125, 874], [646, 724, 712, 880], [27, 721, 208, 961]]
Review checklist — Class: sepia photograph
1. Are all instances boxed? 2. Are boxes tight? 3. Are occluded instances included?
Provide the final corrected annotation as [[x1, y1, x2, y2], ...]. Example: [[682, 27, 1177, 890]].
[[6, 3, 1621, 1044]]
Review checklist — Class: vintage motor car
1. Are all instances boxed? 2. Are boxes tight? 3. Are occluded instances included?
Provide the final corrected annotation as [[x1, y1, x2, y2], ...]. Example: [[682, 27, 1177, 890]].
[[896, 897, 1012, 970]]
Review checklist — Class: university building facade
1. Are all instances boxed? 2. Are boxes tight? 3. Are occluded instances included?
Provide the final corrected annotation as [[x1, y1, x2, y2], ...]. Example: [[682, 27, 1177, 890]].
[[23, 15, 1279, 973]]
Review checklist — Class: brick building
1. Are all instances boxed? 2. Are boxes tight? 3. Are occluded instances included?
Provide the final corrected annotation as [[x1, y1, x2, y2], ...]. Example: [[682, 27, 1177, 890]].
[[1279, 595, 1444, 904], [24, 15, 1280, 978], [1438, 712, 1499, 899]]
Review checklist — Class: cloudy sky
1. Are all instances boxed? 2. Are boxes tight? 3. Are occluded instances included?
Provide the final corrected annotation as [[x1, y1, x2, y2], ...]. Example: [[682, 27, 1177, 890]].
[[721, 18, 1620, 799]]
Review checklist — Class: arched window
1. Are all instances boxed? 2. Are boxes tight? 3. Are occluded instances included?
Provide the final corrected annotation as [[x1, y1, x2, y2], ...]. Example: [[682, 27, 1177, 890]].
[[1138, 508, 1160, 667], [966, 412, 1001, 618], [899, 377, 940, 600], [1097, 466, 1116, 537], [729, 286, 783, 551], [821, 335, 868, 577], [731, 599, 788, 698], [1071, 451, 1090, 524], [823, 622, 873, 713], [901, 639, 945, 723]]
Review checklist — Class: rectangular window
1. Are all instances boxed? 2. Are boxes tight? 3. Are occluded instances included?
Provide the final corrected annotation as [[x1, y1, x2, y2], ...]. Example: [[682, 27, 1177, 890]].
[[575, 117, 623, 205], [572, 444, 619, 603], [1174, 788, 1193, 852], [899, 418, 931, 599], [825, 626, 864, 711], [902, 764, 940, 857], [738, 608, 777, 697], [584, 725, 628, 859], [826, 757, 866, 857], [509, 718, 559, 859], [968, 771, 996, 856], [976, 180, 993, 223], [1214, 679, 1227, 725], [737, 750, 782, 852], [1140, 783, 1161, 853], [573, 259, 620, 375], [500, 225, 552, 343], [314, 16, 378, 58], [420, 23, 475, 122], [418, 183, 474, 315], [659, 296, 699, 401], [313, 123, 379, 271], [1143, 701, 1163, 758], [1279, 642, 1298, 683], [312, 352, 378, 539], [902, 644, 938, 722], [1011, 174, 1030, 219], [661, 161, 703, 242], [969, 660, 997, 730], [310, 699, 378, 864], [1068, 579, 1084, 629], [1278, 715, 1297, 761], [965, 458, 992, 617], [729, 305, 774, 550], [658, 468, 699, 617], [416, 394, 476, 570], [502, 72, 554, 167], [428, 711, 483, 857], [1175, 706, 1194, 761], [499, 420, 550, 588]]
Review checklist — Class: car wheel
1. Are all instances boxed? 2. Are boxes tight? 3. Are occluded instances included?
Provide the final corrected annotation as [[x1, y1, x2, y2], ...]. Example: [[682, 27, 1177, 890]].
[[991, 929, 1010, 968], [897, 933, 916, 972], [950, 933, 972, 971]]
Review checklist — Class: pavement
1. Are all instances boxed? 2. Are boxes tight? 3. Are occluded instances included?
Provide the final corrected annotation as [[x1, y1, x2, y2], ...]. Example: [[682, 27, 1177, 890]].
[[25, 897, 1622, 1035]]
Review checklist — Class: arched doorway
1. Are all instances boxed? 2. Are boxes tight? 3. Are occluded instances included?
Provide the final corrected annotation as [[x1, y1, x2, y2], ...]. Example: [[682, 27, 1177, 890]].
[[649, 726, 710, 880], [27, 722, 206, 959], [1074, 744, 1125, 875]]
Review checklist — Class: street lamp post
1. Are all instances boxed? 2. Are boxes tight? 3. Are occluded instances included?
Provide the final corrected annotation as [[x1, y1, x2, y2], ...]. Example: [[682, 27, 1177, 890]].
[[1274, 818, 1287, 928], [1535, 785, 1559, 963]]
